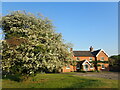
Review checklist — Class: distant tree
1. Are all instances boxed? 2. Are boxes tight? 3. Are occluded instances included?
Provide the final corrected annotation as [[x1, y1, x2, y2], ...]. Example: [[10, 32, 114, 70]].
[[1, 11, 72, 77], [109, 54, 120, 72]]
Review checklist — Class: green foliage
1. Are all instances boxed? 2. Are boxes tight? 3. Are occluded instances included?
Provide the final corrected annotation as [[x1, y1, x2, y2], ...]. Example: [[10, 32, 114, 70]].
[[97, 64, 101, 67], [81, 71, 87, 73], [109, 54, 120, 71], [109, 54, 120, 66], [90, 60, 108, 63], [89, 60, 108, 71], [97, 60, 109, 63], [1, 11, 72, 76], [79, 69, 87, 73], [89, 61, 95, 63], [88, 70, 95, 72], [71, 60, 77, 66], [97, 70, 100, 72], [103, 61, 109, 63]]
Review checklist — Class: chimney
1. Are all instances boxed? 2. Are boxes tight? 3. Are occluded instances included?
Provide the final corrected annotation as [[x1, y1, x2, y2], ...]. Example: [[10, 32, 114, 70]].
[[70, 48, 73, 52], [90, 46, 93, 52]]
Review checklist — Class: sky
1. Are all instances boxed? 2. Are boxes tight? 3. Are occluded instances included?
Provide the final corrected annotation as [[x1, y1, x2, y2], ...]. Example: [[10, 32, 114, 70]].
[[1, 0, 119, 2], [1, 2, 118, 56]]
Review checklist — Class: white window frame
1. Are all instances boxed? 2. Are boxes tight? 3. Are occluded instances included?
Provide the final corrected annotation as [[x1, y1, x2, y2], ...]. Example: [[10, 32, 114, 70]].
[[66, 65, 70, 69], [101, 64, 105, 69], [89, 57, 93, 61], [100, 57, 104, 61]]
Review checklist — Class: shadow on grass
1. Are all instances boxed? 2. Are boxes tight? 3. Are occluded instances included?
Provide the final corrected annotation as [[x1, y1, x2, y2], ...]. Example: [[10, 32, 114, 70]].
[[2, 74, 22, 82]]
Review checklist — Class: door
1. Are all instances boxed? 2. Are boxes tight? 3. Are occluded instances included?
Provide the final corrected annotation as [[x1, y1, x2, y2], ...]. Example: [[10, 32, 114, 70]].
[[84, 64, 89, 71]]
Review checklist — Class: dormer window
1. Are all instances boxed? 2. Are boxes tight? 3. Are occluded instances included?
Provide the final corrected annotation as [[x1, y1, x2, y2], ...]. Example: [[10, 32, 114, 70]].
[[101, 57, 104, 61]]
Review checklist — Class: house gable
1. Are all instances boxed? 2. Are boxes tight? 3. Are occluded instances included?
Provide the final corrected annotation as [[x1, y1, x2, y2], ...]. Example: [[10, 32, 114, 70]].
[[96, 49, 109, 57], [96, 50, 108, 61]]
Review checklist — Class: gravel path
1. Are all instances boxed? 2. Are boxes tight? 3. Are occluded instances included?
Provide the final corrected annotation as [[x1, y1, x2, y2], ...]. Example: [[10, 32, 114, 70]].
[[62, 72, 119, 80]]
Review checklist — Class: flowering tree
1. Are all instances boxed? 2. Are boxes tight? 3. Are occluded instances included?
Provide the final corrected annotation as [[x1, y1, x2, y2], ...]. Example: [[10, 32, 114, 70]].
[[1, 11, 72, 76]]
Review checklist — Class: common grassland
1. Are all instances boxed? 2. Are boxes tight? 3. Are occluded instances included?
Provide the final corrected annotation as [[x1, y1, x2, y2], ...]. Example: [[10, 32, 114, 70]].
[[2, 72, 118, 88]]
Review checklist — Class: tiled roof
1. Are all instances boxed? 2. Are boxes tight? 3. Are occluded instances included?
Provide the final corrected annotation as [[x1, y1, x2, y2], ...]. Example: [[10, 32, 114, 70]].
[[91, 49, 101, 56], [73, 51, 94, 57], [73, 49, 101, 57]]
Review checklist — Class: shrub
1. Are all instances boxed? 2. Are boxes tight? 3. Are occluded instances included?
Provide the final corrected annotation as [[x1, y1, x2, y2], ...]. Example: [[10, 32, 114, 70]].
[[89, 70, 95, 72], [79, 69, 87, 73]]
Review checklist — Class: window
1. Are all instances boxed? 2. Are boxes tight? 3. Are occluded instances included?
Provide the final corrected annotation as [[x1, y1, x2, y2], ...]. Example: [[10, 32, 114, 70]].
[[101, 57, 104, 61], [76, 64, 80, 69], [85, 64, 88, 68], [76, 57, 80, 61], [66, 65, 70, 69], [89, 57, 92, 61], [101, 64, 105, 69]]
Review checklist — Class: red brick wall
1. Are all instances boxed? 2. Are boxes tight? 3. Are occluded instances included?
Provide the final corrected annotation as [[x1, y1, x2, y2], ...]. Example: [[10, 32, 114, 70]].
[[97, 51, 108, 61], [97, 63, 109, 71], [96, 51, 109, 71], [62, 65, 75, 72]]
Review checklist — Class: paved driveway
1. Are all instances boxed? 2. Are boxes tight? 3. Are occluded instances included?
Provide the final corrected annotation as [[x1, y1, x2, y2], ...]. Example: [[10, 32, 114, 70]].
[[62, 72, 119, 80]]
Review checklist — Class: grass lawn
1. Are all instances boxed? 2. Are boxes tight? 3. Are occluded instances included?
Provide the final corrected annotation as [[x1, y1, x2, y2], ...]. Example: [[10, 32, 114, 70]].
[[2, 73, 118, 88]]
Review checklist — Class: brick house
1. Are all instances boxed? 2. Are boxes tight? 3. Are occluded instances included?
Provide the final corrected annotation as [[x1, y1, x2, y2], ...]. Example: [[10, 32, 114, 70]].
[[62, 46, 109, 72]]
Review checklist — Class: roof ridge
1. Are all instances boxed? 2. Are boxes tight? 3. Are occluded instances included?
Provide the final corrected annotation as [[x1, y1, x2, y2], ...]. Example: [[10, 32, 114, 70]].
[[93, 49, 101, 52]]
